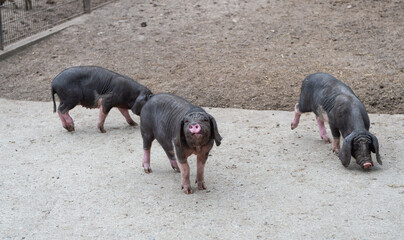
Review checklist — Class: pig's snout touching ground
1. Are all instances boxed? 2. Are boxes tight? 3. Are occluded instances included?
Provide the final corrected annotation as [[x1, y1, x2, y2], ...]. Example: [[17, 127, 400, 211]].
[[363, 162, 373, 169], [340, 132, 382, 170]]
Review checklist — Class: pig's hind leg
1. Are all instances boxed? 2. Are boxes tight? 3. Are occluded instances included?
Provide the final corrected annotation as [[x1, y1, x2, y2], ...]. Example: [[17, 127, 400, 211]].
[[118, 108, 138, 126], [160, 143, 180, 172], [142, 149, 152, 173], [57, 103, 75, 132], [141, 131, 154, 173], [291, 103, 302, 130], [61, 111, 75, 132]]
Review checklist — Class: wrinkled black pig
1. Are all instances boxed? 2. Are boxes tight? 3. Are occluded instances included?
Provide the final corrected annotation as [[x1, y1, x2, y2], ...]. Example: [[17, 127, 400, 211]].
[[291, 73, 382, 169], [51, 66, 152, 133], [140, 93, 222, 194]]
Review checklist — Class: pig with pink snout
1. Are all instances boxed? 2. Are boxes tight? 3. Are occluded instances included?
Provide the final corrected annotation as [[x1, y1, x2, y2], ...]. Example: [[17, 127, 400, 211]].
[[140, 93, 222, 194], [291, 73, 382, 169]]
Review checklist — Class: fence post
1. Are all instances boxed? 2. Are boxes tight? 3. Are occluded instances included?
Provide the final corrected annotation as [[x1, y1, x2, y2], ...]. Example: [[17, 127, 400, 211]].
[[0, 6, 4, 50], [83, 0, 91, 13]]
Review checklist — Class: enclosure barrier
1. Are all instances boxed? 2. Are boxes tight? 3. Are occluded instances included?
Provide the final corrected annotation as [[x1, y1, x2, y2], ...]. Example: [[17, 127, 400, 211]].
[[0, 0, 115, 50]]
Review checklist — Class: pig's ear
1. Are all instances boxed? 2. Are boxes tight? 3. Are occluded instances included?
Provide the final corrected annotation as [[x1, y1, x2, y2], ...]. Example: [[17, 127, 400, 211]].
[[338, 132, 355, 167], [132, 93, 149, 115], [173, 119, 186, 148], [179, 118, 186, 143], [209, 115, 222, 146], [369, 133, 382, 165]]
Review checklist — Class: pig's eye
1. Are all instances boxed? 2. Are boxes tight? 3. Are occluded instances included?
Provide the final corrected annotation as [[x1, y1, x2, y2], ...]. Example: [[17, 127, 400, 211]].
[[184, 119, 189, 124], [203, 118, 209, 122]]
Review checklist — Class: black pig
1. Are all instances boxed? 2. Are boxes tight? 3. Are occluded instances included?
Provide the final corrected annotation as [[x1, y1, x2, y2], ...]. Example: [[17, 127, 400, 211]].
[[291, 73, 382, 169], [51, 66, 152, 133], [140, 93, 222, 194]]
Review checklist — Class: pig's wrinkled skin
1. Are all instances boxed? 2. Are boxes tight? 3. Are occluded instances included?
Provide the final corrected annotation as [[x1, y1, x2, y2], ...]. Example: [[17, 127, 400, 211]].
[[51, 66, 153, 133], [291, 73, 382, 169], [140, 93, 222, 194]]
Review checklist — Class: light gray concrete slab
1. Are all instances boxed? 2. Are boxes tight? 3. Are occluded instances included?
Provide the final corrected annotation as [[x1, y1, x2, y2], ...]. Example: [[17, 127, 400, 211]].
[[0, 98, 403, 239]]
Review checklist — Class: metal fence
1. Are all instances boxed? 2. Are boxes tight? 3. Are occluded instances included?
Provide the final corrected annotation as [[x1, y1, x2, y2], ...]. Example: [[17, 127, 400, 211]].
[[0, 0, 115, 50]]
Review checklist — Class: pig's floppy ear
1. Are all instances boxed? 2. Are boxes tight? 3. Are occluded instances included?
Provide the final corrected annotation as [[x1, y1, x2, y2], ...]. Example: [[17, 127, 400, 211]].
[[132, 94, 146, 115], [369, 133, 382, 165], [209, 115, 222, 146], [173, 118, 187, 148], [132, 93, 152, 115], [338, 132, 356, 168], [179, 118, 186, 144]]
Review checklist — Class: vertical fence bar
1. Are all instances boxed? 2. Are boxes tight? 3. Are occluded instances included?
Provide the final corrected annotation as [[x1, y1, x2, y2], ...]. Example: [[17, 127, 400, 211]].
[[83, 0, 91, 13], [0, 6, 3, 50]]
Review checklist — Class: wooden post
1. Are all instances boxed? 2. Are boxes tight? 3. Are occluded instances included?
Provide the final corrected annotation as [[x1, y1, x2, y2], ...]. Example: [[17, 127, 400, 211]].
[[0, 7, 3, 50], [83, 0, 91, 13]]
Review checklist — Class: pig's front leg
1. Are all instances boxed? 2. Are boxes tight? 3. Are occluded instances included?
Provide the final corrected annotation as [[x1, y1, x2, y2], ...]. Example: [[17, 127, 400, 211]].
[[97, 99, 108, 133], [98, 108, 108, 133], [177, 160, 192, 194], [195, 153, 208, 190], [332, 138, 341, 154], [330, 126, 341, 154], [316, 116, 331, 143], [162, 146, 180, 172], [118, 108, 137, 126]]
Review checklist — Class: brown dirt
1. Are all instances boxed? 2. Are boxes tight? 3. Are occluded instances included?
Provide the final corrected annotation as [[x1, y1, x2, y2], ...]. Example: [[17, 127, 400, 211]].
[[0, 0, 403, 114]]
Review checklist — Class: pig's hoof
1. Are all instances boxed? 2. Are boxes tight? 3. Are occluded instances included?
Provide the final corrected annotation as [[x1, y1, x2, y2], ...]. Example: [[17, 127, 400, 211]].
[[182, 185, 193, 194], [321, 136, 331, 144], [98, 127, 106, 133], [128, 121, 138, 127], [143, 165, 152, 173], [332, 148, 340, 155], [142, 163, 152, 173], [65, 125, 75, 132], [169, 160, 180, 172], [291, 122, 298, 130], [196, 180, 206, 190]]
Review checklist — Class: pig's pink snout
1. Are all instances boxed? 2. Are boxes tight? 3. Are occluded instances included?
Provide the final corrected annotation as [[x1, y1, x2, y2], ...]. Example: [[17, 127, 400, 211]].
[[189, 124, 201, 134], [363, 162, 373, 169]]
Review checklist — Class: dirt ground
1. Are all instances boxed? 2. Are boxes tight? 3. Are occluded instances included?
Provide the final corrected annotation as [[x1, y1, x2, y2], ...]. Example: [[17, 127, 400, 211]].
[[0, 0, 403, 114], [1, 99, 403, 239]]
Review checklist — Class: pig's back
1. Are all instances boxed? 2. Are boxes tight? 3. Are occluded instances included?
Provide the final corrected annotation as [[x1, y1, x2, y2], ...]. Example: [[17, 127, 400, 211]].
[[298, 73, 358, 113], [52, 66, 124, 90], [140, 93, 194, 141]]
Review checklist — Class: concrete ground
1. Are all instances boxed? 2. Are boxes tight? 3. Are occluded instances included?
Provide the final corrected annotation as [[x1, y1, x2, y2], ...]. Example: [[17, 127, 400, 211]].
[[0, 98, 403, 239]]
